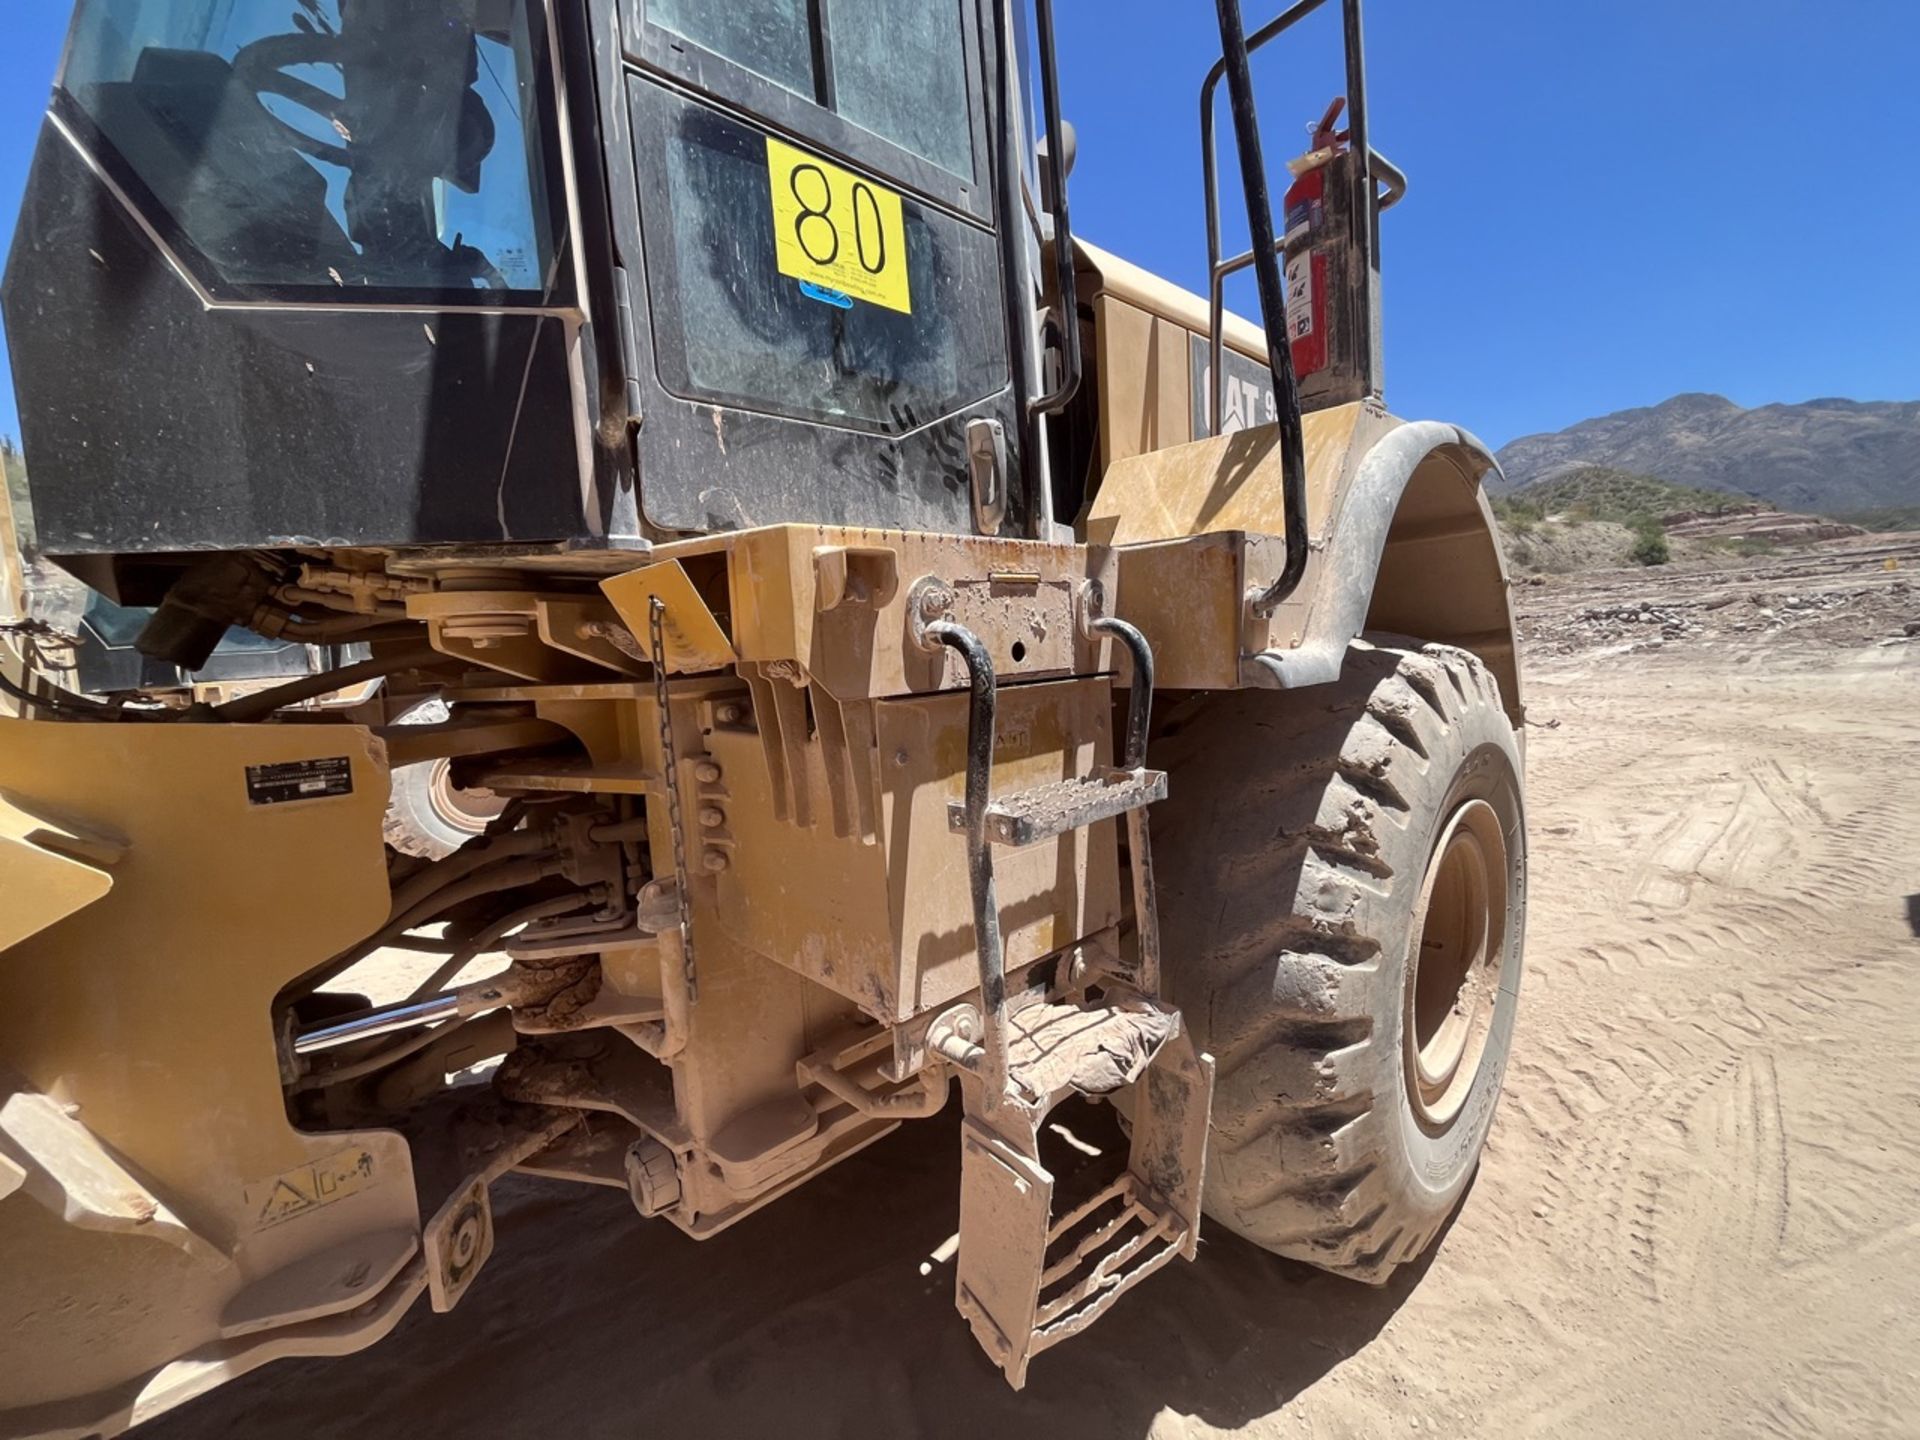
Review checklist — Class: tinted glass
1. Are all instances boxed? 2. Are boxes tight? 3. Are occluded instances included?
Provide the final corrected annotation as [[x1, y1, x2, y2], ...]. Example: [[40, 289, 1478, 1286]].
[[640, 0, 974, 185], [637, 86, 1005, 433], [827, 0, 972, 177], [62, 0, 557, 295], [648, 0, 813, 96]]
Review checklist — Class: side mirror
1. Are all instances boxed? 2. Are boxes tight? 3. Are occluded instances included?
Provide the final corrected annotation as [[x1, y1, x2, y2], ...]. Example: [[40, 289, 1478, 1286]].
[[1037, 118, 1077, 209], [1040, 119, 1077, 178]]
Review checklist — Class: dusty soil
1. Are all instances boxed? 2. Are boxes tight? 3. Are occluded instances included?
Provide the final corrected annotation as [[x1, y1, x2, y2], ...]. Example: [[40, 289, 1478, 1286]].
[[143, 538, 1920, 1439], [1516, 530, 1920, 657]]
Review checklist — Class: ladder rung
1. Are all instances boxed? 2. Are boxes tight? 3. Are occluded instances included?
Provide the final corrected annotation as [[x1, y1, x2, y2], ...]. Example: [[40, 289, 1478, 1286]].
[[948, 768, 1168, 848], [1041, 1195, 1150, 1289], [1034, 1212, 1180, 1327]]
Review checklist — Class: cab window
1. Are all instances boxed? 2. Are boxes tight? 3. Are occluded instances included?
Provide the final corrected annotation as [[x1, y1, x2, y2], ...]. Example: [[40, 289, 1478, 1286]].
[[61, 0, 562, 299], [647, 0, 974, 180]]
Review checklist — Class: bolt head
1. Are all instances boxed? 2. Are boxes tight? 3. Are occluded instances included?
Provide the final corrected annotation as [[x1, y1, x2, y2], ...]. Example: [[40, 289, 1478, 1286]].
[[699, 806, 725, 829], [716, 703, 743, 724], [693, 760, 722, 783], [702, 849, 730, 874]]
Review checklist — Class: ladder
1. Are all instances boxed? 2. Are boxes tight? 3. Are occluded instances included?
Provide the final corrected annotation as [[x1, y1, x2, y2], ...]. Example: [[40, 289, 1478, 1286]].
[[910, 580, 1215, 1389]]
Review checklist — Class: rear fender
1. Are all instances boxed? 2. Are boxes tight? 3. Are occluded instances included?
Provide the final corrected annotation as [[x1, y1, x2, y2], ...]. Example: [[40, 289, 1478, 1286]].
[[1252, 421, 1525, 726]]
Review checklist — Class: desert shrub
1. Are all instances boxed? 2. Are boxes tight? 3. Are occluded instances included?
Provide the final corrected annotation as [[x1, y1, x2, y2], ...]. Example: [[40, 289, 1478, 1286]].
[[1630, 518, 1671, 566], [1490, 495, 1544, 535]]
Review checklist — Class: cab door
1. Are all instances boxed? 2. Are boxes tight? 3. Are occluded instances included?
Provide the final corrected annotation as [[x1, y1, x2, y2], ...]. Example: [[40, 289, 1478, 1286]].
[[601, 0, 1029, 537]]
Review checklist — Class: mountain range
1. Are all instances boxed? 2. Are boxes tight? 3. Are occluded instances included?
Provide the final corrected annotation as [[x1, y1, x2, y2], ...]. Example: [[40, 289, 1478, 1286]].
[[1493, 394, 1920, 516]]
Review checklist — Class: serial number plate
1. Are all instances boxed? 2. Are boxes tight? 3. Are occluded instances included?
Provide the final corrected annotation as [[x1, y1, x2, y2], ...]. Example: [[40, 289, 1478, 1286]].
[[765, 136, 912, 315], [245, 756, 352, 806]]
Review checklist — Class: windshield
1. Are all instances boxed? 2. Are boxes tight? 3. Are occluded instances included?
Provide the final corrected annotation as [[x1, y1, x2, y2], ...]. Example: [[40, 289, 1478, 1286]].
[[60, 0, 561, 299]]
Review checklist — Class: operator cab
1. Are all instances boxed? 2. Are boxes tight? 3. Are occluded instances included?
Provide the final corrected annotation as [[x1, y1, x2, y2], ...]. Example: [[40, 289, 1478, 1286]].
[[2, 0, 1057, 592]]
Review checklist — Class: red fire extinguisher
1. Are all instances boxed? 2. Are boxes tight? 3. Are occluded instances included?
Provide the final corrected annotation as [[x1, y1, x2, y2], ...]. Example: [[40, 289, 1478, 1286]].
[[1281, 97, 1349, 385]]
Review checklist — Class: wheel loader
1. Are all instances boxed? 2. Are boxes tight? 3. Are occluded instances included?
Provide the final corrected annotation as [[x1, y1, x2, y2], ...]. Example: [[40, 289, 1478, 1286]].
[[0, 0, 1527, 1432]]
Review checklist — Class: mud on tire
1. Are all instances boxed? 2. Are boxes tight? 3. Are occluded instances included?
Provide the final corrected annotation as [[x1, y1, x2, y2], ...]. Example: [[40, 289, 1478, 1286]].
[[1152, 639, 1526, 1281]]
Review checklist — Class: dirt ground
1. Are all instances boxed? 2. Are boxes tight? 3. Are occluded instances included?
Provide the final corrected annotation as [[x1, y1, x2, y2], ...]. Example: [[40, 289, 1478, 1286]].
[[143, 538, 1920, 1439]]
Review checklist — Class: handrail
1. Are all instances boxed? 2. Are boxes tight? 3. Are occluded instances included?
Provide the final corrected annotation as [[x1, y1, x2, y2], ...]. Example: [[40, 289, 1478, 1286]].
[[1373, 148, 1407, 211], [1200, 0, 1329, 435], [1208, 0, 1310, 618], [923, 614, 1010, 1107], [1028, 0, 1082, 417], [1202, 0, 1400, 617]]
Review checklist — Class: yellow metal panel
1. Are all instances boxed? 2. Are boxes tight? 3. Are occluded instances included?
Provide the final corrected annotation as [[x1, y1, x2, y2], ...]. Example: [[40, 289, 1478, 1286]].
[[1088, 401, 1391, 548], [1074, 238, 1269, 361], [0, 790, 120, 951], [879, 678, 1122, 1019], [717, 527, 1115, 701], [708, 678, 1121, 1023], [601, 559, 738, 673], [0, 719, 419, 1416], [1093, 296, 1194, 470], [1107, 535, 1249, 692]]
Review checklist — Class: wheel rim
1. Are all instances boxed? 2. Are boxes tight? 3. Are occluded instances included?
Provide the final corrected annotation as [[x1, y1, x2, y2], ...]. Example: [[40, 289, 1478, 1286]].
[[1404, 796, 1509, 1129], [427, 759, 507, 838]]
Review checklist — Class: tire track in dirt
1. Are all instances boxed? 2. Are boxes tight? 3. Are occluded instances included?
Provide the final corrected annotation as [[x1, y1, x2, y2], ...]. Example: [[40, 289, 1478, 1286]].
[[1460, 636, 1920, 1437]]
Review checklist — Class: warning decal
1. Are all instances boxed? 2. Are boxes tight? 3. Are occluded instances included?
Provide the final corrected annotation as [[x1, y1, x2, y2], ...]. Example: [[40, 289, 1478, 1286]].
[[245, 756, 353, 806], [245, 1148, 377, 1230], [1284, 251, 1316, 341]]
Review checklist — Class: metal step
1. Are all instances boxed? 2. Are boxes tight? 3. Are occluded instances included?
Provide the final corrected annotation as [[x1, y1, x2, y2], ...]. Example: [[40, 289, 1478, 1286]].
[[913, 596, 1211, 1387], [1001, 996, 1178, 1105], [947, 766, 1168, 848], [953, 1001, 1214, 1390]]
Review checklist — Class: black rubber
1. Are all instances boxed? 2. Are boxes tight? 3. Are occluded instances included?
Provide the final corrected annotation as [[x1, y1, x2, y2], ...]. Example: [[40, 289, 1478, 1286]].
[[383, 700, 498, 860], [1151, 640, 1526, 1280]]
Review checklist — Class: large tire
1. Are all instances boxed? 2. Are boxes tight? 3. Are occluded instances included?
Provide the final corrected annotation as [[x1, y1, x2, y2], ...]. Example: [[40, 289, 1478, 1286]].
[[1152, 639, 1526, 1281], [384, 700, 509, 859]]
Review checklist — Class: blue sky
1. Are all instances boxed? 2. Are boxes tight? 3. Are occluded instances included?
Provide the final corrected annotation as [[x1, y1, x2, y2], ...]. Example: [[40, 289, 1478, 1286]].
[[1, 0, 1916, 451]]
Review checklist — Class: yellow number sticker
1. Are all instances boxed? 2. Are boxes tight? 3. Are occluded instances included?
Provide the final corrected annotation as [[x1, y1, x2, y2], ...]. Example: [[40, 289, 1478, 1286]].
[[766, 137, 912, 315]]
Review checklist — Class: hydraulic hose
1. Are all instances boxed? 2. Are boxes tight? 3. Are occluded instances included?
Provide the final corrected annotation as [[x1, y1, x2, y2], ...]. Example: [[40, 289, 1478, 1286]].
[[212, 645, 450, 723], [0, 657, 171, 721], [286, 854, 566, 999], [0, 664, 115, 719], [385, 826, 556, 922], [405, 892, 598, 1001]]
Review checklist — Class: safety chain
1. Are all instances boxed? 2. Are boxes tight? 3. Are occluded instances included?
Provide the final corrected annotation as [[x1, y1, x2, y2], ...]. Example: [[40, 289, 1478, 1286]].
[[648, 596, 698, 1003]]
